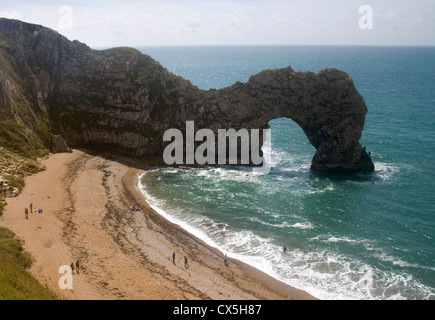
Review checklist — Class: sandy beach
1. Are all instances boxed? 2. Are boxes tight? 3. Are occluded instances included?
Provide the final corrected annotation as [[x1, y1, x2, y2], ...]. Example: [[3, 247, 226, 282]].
[[0, 149, 316, 300]]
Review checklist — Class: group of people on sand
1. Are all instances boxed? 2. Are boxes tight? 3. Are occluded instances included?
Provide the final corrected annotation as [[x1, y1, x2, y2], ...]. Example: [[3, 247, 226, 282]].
[[24, 202, 44, 219], [172, 251, 190, 269], [70, 260, 80, 275], [23, 202, 82, 276]]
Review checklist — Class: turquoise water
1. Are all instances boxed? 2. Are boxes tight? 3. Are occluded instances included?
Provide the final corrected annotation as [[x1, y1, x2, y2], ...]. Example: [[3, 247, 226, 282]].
[[137, 46, 435, 300]]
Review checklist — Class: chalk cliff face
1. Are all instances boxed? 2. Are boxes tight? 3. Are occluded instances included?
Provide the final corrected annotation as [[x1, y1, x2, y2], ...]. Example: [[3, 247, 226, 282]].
[[0, 18, 374, 172]]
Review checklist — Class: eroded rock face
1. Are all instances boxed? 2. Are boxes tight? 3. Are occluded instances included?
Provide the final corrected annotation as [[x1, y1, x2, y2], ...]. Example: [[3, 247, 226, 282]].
[[0, 18, 374, 172], [51, 135, 70, 153], [186, 68, 374, 172]]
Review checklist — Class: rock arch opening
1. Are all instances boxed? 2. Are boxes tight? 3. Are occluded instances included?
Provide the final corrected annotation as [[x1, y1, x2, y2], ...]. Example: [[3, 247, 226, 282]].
[[267, 117, 316, 171]]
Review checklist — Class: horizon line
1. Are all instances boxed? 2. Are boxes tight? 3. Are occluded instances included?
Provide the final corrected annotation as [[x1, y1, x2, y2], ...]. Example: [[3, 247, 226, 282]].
[[93, 44, 435, 50]]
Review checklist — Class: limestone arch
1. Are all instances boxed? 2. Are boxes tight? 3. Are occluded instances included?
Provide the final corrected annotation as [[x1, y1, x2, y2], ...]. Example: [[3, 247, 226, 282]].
[[194, 67, 374, 172]]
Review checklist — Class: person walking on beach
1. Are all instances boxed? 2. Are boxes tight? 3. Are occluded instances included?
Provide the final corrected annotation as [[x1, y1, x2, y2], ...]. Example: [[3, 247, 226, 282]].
[[25, 208, 29, 220], [30, 203, 33, 213], [224, 254, 228, 266], [172, 252, 176, 265], [75, 260, 80, 275], [184, 256, 189, 269], [70, 263, 75, 275]]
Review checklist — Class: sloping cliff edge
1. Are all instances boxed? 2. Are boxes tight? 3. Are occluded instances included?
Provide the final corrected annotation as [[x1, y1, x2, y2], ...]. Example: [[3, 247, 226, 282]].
[[0, 18, 374, 173]]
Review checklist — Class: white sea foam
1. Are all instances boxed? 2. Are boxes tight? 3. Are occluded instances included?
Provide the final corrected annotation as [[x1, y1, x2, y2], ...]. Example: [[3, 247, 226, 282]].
[[289, 222, 314, 230], [268, 148, 311, 173], [373, 162, 404, 182], [138, 171, 435, 300], [325, 236, 364, 244], [310, 235, 380, 251], [247, 218, 314, 230]]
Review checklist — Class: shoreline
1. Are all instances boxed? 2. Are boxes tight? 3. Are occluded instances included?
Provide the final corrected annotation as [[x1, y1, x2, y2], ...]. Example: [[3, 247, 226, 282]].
[[0, 149, 317, 300], [125, 169, 317, 300]]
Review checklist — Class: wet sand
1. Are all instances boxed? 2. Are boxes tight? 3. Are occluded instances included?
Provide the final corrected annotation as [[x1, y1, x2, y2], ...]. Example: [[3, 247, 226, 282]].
[[0, 149, 316, 300]]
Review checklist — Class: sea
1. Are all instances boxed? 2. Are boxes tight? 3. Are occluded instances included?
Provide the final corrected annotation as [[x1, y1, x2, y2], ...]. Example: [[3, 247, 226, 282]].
[[135, 46, 435, 300]]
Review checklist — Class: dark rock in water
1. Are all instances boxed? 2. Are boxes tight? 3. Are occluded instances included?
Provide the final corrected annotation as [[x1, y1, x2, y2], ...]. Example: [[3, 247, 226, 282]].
[[0, 18, 374, 172]]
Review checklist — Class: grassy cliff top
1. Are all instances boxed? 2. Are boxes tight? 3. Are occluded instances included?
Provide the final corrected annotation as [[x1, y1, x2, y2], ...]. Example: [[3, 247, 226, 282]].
[[0, 227, 57, 300]]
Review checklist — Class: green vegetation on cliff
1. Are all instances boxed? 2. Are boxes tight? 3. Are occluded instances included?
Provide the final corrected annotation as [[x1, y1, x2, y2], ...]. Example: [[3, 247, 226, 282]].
[[0, 227, 56, 300], [0, 120, 49, 159], [0, 148, 54, 300], [0, 19, 51, 159]]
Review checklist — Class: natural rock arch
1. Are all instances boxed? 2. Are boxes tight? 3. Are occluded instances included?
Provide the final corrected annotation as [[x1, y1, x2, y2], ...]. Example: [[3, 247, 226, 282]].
[[0, 18, 374, 173], [176, 67, 374, 172]]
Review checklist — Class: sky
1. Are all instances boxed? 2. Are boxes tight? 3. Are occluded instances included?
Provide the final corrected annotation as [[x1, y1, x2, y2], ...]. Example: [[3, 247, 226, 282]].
[[1, 0, 434, 48]]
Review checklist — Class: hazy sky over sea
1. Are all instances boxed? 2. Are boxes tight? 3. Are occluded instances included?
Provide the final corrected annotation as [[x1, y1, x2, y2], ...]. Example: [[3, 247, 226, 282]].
[[1, 0, 434, 47]]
